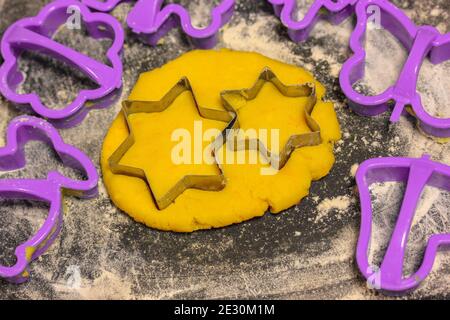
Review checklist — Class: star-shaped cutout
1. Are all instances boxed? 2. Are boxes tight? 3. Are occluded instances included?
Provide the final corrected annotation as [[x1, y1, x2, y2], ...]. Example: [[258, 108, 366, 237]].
[[108, 77, 233, 210], [220, 67, 322, 170]]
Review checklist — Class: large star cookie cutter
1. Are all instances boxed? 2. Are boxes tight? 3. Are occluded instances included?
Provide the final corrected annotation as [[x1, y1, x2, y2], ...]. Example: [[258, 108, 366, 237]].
[[82, 0, 235, 48], [356, 155, 450, 293], [108, 77, 235, 210], [267, 0, 357, 42], [0, 116, 98, 283], [0, 0, 124, 127], [340, 0, 450, 138]]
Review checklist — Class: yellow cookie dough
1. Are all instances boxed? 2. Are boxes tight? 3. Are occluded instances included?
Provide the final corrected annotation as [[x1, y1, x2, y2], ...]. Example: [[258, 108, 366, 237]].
[[101, 49, 341, 232]]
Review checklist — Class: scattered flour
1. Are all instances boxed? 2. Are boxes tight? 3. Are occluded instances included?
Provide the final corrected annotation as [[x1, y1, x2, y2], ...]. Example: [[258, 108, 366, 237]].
[[316, 196, 354, 222], [174, 0, 223, 28], [0, 0, 449, 300], [221, 13, 302, 66], [350, 163, 359, 178]]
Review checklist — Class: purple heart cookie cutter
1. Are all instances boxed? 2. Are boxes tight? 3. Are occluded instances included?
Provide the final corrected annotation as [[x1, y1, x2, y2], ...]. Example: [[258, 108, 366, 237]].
[[340, 0, 450, 138], [356, 155, 450, 293], [267, 0, 357, 42], [82, 0, 235, 48], [0, 116, 98, 284], [0, 0, 124, 127]]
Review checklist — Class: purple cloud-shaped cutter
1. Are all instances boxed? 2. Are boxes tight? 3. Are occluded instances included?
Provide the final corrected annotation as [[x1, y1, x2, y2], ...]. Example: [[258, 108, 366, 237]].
[[267, 0, 357, 42], [0, 116, 98, 284], [0, 0, 124, 126], [356, 155, 450, 293], [82, 0, 235, 48], [340, 0, 450, 138]]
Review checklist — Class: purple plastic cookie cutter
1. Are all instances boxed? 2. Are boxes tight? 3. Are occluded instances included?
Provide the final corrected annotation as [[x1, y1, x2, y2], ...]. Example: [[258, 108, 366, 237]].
[[340, 0, 450, 138], [0, 116, 98, 284], [356, 155, 450, 293], [82, 0, 235, 48], [267, 0, 450, 138], [0, 0, 124, 127], [267, 0, 357, 42]]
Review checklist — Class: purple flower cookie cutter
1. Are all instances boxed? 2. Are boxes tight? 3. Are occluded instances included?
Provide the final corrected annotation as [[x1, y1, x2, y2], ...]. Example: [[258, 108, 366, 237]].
[[267, 0, 357, 42], [0, 0, 124, 127], [340, 0, 450, 138], [0, 116, 98, 284], [356, 155, 450, 293], [82, 0, 235, 48]]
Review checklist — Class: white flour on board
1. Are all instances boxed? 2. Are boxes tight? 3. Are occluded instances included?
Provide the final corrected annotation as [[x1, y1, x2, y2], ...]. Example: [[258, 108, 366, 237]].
[[0, 0, 449, 299]]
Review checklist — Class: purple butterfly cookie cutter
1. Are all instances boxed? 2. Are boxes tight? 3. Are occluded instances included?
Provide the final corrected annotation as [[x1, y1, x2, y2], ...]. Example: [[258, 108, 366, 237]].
[[356, 155, 450, 293], [340, 0, 450, 138], [0, 0, 124, 127], [82, 0, 235, 48], [0, 116, 98, 284], [267, 0, 357, 42]]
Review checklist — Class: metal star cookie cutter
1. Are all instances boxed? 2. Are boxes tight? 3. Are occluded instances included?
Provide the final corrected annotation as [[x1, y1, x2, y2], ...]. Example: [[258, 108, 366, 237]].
[[82, 0, 235, 48], [0, 116, 98, 284], [356, 155, 450, 293], [0, 0, 124, 127], [267, 0, 357, 42], [108, 77, 234, 210], [220, 67, 322, 170], [340, 0, 450, 138]]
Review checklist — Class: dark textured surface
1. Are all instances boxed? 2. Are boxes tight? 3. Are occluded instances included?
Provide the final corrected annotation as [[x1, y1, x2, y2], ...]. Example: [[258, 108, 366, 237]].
[[0, 0, 449, 299]]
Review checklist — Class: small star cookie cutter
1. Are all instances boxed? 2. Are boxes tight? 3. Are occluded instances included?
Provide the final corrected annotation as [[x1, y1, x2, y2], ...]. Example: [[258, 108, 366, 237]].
[[220, 67, 322, 170], [108, 77, 234, 210], [82, 0, 235, 48], [0, 116, 98, 284], [340, 0, 450, 138], [0, 0, 124, 127], [267, 0, 357, 42], [356, 154, 450, 293]]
